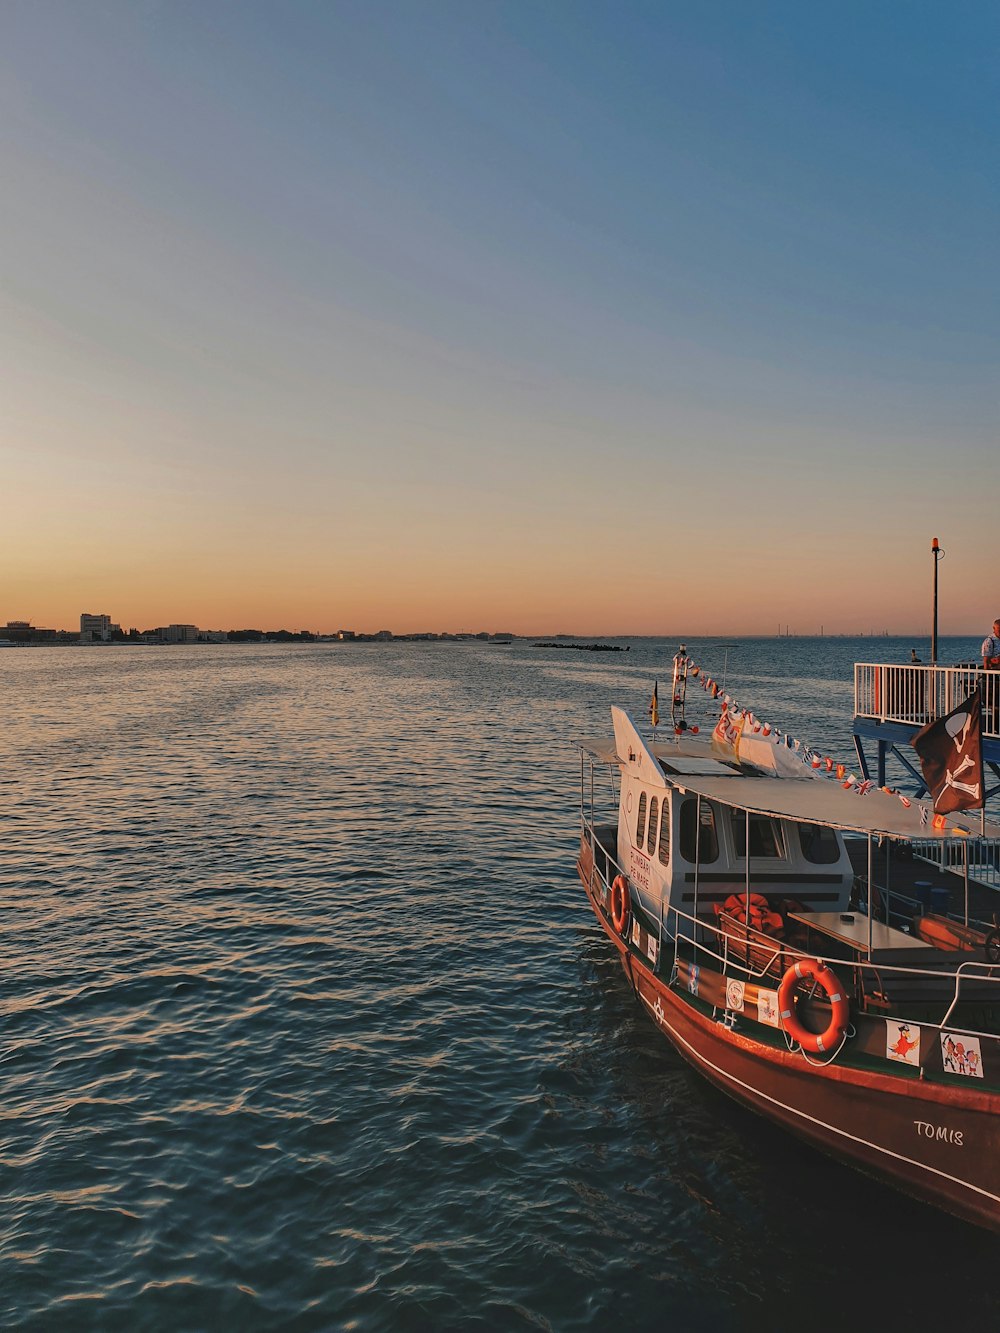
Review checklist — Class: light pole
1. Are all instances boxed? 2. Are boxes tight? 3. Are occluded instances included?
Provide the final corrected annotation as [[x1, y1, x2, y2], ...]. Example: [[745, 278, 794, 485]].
[[931, 536, 944, 664]]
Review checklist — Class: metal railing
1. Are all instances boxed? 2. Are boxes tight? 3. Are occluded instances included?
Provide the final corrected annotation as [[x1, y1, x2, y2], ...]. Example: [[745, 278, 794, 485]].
[[909, 837, 1000, 894], [671, 902, 1000, 1060], [580, 811, 1000, 1060], [854, 662, 999, 737]]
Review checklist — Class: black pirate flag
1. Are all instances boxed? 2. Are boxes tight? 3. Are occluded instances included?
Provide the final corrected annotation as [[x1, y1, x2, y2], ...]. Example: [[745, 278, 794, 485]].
[[911, 689, 984, 814]]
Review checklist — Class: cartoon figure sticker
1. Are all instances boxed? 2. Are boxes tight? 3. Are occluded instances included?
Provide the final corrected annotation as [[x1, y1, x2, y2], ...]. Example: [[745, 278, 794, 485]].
[[688, 964, 700, 997], [941, 1032, 983, 1078], [757, 988, 780, 1027], [886, 1021, 921, 1065], [726, 978, 745, 1012], [631, 920, 641, 947]]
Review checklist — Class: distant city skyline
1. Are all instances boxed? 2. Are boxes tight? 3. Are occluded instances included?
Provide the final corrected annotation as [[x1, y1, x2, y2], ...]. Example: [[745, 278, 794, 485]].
[[1, 615, 520, 644], [1, 610, 988, 643], [3, 4, 997, 634]]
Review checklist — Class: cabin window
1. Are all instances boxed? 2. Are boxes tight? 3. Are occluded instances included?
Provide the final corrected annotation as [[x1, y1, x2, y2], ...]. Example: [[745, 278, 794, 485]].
[[797, 822, 841, 864], [657, 802, 670, 864], [647, 797, 659, 855], [679, 798, 718, 863], [732, 811, 784, 859], [636, 792, 647, 847]]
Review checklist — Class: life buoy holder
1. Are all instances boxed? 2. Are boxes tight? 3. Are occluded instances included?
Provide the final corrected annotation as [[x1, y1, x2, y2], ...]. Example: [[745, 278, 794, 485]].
[[778, 958, 849, 1054], [610, 875, 630, 935]]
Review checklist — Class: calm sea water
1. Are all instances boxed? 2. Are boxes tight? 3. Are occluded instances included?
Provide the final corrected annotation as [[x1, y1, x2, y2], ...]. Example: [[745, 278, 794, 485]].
[[2, 636, 996, 1331]]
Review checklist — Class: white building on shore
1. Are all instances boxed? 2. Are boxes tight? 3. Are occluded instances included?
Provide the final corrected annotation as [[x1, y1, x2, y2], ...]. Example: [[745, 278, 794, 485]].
[[80, 612, 122, 643]]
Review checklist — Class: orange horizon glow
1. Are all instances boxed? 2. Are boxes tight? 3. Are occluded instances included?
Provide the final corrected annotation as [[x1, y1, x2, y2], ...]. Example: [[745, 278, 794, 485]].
[[3, 561, 990, 642], [3, 8, 997, 643]]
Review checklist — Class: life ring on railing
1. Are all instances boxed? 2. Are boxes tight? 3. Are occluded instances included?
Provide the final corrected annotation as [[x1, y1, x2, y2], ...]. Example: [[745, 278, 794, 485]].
[[778, 958, 850, 1054], [610, 875, 630, 935], [717, 892, 784, 935]]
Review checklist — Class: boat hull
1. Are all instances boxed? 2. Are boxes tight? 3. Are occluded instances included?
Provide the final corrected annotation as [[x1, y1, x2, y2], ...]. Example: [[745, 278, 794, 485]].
[[577, 843, 1000, 1233]]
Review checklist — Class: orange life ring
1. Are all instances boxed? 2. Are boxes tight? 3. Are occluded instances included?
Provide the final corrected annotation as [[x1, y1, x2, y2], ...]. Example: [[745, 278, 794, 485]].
[[610, 875, 630, 935], [778, 958, 849, 1054]]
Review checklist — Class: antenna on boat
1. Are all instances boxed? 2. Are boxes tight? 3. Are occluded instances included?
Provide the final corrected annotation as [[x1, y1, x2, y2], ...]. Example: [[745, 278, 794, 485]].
[[717, 643, 737, 694], [704, 643, 738, 715]]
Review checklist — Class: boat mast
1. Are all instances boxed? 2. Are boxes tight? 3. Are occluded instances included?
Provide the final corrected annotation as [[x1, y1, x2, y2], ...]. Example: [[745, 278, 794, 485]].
[[671, 645, 689, 732]]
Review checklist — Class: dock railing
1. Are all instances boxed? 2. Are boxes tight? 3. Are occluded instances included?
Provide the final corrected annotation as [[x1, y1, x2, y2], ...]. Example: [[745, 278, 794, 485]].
[[854, 662, 999, 738], [855, 661, 1000, 890]]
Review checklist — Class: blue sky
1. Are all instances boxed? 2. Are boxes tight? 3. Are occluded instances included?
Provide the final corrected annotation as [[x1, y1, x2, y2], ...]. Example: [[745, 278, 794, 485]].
[[2, 2, 997, 634]]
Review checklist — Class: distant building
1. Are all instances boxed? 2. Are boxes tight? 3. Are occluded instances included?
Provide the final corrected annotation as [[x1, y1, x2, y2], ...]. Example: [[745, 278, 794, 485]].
[[337, 630, 356, 641], [80, 612, 121, 643], [151, 624, 199, 643], [3, 620, 73, 644]]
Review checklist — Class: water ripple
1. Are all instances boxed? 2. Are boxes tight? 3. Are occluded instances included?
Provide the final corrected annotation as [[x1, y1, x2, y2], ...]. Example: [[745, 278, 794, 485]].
[[1, 640, 995, 1330]]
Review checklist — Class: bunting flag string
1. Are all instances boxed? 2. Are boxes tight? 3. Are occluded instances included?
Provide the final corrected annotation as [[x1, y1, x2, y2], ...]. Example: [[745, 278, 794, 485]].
[[672, 650, 971, 834]]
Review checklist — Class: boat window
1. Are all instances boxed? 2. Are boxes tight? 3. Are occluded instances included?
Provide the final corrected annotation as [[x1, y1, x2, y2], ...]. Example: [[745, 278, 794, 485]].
[[797, 822, 841, 864], [636, 792, 647, 847], [658, 802, 670, 864], [679, 798, 718, 863], [647, 797, 659, 855], [732, 811, 785, 859]]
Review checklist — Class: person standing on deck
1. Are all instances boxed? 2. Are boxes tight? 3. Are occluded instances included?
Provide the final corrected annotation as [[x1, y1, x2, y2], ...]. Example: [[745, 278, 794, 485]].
[[983, 620, 1000, 671], [983, 620, 1000, 732]]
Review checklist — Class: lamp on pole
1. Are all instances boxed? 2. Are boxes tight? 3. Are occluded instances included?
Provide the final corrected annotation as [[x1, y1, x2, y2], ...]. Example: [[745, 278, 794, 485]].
[[931, 537, 944, 664]]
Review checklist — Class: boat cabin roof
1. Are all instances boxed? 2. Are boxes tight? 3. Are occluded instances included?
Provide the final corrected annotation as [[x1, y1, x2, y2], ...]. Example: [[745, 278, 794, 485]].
[[577, 736, 1000, 845]]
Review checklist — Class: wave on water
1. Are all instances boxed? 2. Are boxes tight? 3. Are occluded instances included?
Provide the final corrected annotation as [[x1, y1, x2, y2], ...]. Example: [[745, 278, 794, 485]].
[[1, 641, 996, 1330]]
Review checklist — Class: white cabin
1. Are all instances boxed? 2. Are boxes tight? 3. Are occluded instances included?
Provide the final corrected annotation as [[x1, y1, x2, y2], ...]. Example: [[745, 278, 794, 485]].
[[610, 707, 855, 932]]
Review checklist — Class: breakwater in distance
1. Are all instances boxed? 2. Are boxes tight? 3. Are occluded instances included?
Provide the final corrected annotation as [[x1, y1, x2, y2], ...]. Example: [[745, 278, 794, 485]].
[[1, 637, 996, 1331], [531, 641, 630, 651]]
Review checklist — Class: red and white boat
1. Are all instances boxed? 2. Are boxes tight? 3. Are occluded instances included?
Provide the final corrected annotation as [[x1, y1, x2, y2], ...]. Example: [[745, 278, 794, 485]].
[[577, 649, 1000, 1232]]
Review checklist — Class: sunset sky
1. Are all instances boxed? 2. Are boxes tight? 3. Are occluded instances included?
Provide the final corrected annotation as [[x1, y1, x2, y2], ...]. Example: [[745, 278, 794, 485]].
[[3, 2, 998, 636]]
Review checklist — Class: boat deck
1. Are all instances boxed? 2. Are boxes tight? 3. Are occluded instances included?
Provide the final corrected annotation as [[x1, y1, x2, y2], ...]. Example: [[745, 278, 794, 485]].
[[846, 836, 1000, 929]]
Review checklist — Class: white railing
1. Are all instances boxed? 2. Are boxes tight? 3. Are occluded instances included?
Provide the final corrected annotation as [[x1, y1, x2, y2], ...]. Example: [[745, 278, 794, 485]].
[[909, 838, 1000, 895], [855, 662, 1000, 739]]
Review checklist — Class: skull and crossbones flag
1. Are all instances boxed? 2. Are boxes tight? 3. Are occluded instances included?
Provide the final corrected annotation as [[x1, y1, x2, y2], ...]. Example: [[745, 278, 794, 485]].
[[910, 689, 984, 814]]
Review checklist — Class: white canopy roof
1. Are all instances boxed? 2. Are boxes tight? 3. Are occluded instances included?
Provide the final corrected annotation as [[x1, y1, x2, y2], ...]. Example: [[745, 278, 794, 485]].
[[577, 736, 1000, 844]]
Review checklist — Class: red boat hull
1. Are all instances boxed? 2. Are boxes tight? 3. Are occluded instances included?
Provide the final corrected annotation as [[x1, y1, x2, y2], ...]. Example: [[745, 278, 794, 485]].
[[578, 843, 1000, 1233]]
